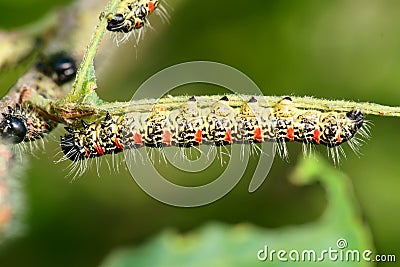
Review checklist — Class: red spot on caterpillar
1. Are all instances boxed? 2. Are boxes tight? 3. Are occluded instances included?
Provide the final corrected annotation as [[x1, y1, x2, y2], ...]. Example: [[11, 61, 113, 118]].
[[195, 129, 202, 143], [113, 137, 124, 149], [162, 130, 172, 146], [135, 21, 142, 29], [94, 143, 104, 155], [337, 135, 342, 143], [224, 129, 233, 144], [313, 129, 321, 144], [148, 2, 155, 13], [134, 133, 143, 146], [254, 128, 262, 142], [287, 127, 294, 141], [153, 106, 167, 112]]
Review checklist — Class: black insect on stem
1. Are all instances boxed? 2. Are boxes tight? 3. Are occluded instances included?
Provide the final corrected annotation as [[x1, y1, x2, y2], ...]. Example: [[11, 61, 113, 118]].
[[36, 52, 77, 85]]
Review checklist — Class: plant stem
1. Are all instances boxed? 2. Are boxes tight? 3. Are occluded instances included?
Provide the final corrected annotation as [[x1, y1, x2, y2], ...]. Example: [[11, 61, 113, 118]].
[[58, 0, 119, 105], [98, 94, 400, 118]]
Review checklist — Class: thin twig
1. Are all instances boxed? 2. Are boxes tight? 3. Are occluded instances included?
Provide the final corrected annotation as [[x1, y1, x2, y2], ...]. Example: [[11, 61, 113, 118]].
[[96, 95, 400, 118], [58, 0, 120, 105]]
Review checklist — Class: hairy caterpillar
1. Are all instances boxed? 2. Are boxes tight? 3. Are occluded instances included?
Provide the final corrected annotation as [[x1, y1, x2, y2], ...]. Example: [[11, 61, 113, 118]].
[[60, 96, 368, 164], [0, 53, 77, 145], [107, 0, 160, 32], [106, 0, 169, 43], [0, 104, 57, 144]]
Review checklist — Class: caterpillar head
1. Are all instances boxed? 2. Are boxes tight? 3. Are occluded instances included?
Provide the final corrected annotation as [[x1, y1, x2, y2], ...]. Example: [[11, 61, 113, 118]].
[[61, 134, 84, 161], [107, 13, 131, 32], [346, 108, 363, 129], [36, 52, 77, 85], [51, 54, 77, 84], [0, 113, 27, 144]]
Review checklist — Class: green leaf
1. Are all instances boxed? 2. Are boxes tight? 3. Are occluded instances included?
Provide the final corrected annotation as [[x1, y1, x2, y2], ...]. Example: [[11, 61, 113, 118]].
[[100, 156, 375, 267]]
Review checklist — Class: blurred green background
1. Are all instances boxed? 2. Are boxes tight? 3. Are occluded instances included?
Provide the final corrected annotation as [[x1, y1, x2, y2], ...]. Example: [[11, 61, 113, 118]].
[[0, 0, 399, 266]]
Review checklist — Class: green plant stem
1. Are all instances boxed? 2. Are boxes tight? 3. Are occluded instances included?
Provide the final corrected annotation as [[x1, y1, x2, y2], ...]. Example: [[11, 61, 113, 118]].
[[98, 95, 400, 118], [58, 0, 119, 105]]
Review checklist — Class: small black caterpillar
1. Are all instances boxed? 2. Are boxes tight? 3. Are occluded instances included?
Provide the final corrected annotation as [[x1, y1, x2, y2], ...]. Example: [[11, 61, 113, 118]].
[[60, 96, 367, 162]]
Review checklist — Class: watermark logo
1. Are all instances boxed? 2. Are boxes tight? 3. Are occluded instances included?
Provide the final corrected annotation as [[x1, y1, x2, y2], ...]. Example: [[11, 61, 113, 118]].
[[124, 61, 275, 207], [257, 238, 396, 263], [336, 238, 348, 249]]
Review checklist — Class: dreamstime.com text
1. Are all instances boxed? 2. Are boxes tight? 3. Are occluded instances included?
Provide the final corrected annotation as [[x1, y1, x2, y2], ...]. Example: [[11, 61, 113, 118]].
[[257, 238, 396, 263]]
